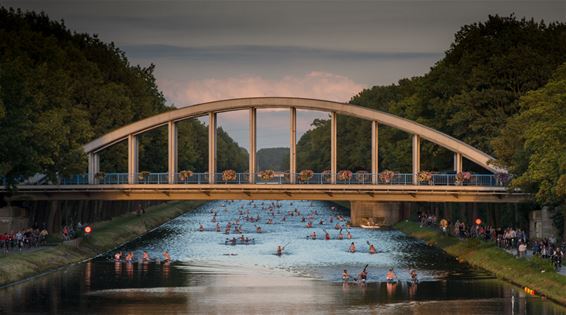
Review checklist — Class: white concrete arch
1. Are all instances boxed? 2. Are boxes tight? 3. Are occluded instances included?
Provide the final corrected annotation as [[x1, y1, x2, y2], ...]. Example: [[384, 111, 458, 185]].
[[84, 97, 505, 184]]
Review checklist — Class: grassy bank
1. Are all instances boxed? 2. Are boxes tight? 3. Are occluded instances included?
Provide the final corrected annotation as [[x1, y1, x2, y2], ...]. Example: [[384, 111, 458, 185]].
[[0, 200, 206, 287], [395, 221, 566, 305]]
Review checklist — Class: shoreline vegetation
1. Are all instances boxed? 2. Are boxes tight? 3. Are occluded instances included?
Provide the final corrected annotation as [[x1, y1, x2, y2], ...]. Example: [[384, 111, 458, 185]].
[[395, 221, 566, 306], [0, 200, 206, 287]]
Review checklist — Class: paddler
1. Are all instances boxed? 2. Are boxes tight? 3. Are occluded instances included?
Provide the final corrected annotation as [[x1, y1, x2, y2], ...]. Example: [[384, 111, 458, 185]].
[[409, 269, 418, 283], [163, 251, 171, 262], [342, 269, 350, 282], [349, 242, 356, 253], [386, 268, 398, 283], [369, 243, 377, 254]]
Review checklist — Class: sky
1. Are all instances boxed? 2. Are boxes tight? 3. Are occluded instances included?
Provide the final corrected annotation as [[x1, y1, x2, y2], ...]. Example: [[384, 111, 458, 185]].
[[3, 0, 565, 149]]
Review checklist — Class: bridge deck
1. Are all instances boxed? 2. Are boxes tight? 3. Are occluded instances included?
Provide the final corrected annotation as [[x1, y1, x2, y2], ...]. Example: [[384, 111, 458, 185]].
[[3, 184, 527, 202]]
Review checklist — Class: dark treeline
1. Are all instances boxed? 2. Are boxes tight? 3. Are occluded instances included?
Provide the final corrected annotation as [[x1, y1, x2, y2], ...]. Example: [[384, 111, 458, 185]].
[[298, 15, 566, 174], [0, 8, 248, 182]]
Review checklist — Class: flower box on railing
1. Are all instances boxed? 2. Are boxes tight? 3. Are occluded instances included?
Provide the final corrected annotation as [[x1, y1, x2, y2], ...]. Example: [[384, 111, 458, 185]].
[[299, 169, 314, 182]]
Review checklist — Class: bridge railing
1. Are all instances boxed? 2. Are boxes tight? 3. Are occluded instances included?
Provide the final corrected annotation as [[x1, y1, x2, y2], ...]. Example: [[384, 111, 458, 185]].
[[48, 172, 506, 187]]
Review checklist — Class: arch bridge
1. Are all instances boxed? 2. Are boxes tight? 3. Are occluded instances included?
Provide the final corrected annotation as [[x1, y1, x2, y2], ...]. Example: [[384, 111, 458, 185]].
[[4, 97, 527, 204]]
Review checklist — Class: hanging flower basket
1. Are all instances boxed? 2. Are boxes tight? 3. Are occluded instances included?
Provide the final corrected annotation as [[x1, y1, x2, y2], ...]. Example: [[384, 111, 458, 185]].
[[222, 169, 237, 182], [299, 169, 314, 182], [417, 171, 432, 183], [259, 170, 275, 181], [138, 171, 150, 181], [337, 170, 353, 181], [355, 171, 369, 183], [179, 170, 193, 181], [455, 171, 472, 185], [379, 170, 395, 184], [322, 170, 332, 182]]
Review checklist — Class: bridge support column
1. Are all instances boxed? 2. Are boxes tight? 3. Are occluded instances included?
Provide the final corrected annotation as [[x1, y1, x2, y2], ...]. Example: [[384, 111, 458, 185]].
[[168, 121, 178, 184], [208, 112, 217, 184], [454, 152, 463, 173], [412, 134, 420, 185], [249, 108, 256, 183], [331, 112, 337, 184], [371, 121, 379, 184], [350, 201, 401, 227], [128, 134, 138, 184], [290, 107, 296, 184], [88, 152, 99, 184]]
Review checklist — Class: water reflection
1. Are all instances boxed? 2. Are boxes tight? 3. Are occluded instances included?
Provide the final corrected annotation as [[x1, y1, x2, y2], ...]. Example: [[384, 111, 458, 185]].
[[0, 200, 564, 314]]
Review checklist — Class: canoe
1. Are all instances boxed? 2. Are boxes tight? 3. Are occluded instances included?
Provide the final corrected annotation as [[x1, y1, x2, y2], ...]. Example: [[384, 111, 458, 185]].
[[361, 224, 380, 229]]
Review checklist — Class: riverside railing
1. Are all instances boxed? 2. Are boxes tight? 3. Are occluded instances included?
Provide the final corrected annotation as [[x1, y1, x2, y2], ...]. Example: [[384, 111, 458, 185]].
[[51, 172, 506, 187]]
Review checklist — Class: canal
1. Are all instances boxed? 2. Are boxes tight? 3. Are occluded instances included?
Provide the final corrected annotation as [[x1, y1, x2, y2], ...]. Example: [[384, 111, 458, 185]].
[[1, 200, 564, 314]]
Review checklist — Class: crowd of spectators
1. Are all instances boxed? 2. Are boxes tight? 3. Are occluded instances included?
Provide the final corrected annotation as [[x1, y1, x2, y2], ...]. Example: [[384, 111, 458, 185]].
[[417, 211, 565, 270], [1, 221, 89, 254], [0, 227, 49, 253]]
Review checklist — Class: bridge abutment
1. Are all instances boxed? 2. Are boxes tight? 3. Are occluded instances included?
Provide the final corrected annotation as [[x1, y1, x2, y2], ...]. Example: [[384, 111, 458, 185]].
[[350, 201, 404, 227]]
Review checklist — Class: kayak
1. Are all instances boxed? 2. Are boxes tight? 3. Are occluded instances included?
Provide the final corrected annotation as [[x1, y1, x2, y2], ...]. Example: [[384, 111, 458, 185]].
[[361, 224, 380, 229]]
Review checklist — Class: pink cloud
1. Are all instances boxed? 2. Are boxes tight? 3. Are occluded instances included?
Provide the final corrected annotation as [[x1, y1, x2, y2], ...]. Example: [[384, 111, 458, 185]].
[[160, 71, 366, 106]]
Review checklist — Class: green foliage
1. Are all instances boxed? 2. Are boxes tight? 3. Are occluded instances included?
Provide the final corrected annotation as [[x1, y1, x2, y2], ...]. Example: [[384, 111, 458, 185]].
[[0, 8, 248, 179], [492, 63, 566, 206], [256, 147, 289, 171], [299, 15, 566, 174]]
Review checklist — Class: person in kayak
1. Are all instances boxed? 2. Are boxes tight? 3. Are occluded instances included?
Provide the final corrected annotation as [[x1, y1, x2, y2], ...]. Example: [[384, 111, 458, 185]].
[[369, 243, 377, 254], [409, 269, 418, 283], [357, 265, 368, 285], [342, 269, 350, 282], [349, 242, 356, 253], [163, 251, 171, 262], [386, 268, 398, 283]]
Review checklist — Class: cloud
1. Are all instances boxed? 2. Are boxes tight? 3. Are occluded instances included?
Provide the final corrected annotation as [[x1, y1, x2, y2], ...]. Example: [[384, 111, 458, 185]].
[[161, 71, 366, 106], [122, 44, 442, 60]]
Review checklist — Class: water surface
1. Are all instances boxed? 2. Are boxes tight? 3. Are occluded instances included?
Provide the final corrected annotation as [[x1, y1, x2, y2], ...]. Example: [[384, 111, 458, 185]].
[[0, 200, 564, 314]]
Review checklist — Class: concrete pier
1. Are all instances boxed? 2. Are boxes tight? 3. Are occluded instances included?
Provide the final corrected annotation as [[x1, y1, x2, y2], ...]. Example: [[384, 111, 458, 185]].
[[350, 201, 402, 226]]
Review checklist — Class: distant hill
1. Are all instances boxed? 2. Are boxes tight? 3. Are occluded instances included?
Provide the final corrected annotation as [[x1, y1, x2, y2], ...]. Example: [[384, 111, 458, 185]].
[[256, 147, 289, 171]]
